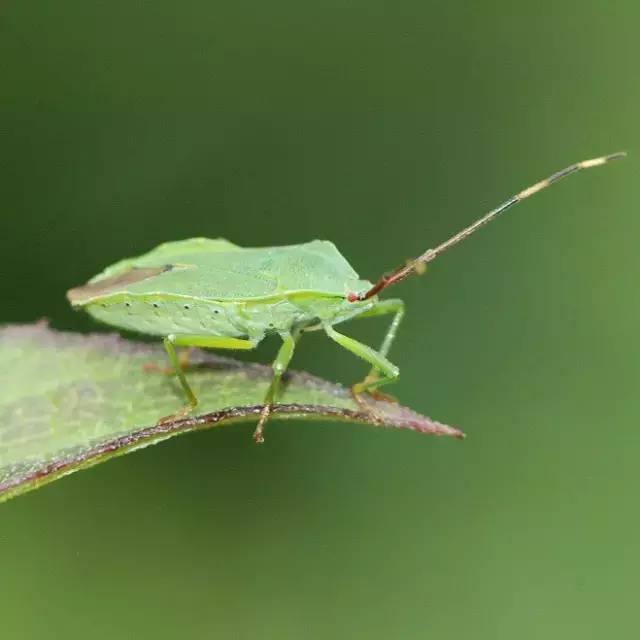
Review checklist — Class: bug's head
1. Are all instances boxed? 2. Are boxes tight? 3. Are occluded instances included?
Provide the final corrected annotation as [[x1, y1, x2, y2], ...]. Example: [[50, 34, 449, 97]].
[[344, 276, 379, 303]]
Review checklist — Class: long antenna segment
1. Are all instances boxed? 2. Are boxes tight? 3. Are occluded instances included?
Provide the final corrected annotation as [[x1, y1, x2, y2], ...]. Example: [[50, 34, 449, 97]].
[[348, 151, 626, 302]]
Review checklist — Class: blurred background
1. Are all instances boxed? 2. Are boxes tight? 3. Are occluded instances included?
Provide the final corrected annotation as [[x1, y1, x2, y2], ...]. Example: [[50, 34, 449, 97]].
[[1, 1, 638, 638]]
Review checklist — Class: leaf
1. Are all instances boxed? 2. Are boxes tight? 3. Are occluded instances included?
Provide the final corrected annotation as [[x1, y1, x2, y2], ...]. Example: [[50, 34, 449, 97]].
[[0, 322, 464, 503]]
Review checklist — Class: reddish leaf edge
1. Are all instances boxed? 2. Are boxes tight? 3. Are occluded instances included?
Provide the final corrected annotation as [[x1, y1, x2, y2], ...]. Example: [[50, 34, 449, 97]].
[[0, 402, 464, 503]]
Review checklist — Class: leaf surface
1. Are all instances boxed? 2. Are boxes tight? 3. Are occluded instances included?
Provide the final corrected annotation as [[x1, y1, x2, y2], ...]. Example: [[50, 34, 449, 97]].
[[0, 323, 463, 502]]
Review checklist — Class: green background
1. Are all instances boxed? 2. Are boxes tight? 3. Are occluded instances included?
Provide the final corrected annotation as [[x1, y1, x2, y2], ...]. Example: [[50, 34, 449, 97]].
[[1, 1, 637, 638]]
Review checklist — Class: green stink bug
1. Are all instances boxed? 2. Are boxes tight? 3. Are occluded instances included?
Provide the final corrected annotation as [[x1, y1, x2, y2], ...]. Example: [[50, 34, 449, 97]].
[[67, 152, 625, 442]]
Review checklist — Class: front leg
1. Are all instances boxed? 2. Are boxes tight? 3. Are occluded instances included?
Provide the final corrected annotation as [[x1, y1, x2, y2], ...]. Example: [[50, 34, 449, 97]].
[[350, 298, 405, 388], [323, 324, 400, 397], [323, 323, 400, 418]]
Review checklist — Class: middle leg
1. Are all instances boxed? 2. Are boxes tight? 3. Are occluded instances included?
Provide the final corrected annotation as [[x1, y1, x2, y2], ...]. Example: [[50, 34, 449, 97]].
[[253, 330, 301, 444]]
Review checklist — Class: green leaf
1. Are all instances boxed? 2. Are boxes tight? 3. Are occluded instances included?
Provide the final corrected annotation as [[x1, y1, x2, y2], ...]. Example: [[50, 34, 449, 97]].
[[0, 322, 464, 503]]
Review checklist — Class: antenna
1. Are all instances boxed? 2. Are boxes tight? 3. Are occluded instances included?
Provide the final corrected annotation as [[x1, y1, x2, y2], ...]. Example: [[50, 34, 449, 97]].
[[348, 151, 626, 302]]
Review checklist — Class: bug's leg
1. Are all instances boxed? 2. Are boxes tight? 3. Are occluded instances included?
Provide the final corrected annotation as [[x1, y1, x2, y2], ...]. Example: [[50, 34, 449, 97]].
[[253, 331, 300, 444], [158, 336, 198, 423], [170, 334, 257, 350], [323, 324, 400, 413], [351, 298, 405, 396], [158, 334, 256, 424]]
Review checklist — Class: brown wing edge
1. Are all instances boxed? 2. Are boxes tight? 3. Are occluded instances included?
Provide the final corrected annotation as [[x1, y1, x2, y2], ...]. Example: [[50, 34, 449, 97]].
[[66, 266, 171, 305]]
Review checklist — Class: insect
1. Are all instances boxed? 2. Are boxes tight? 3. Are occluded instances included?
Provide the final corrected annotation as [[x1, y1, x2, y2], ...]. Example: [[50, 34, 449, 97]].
[[67, 152, 625, 442]]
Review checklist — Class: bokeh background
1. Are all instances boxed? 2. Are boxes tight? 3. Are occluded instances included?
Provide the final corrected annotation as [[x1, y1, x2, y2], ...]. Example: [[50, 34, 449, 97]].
[[1, 2, 638, 638]]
